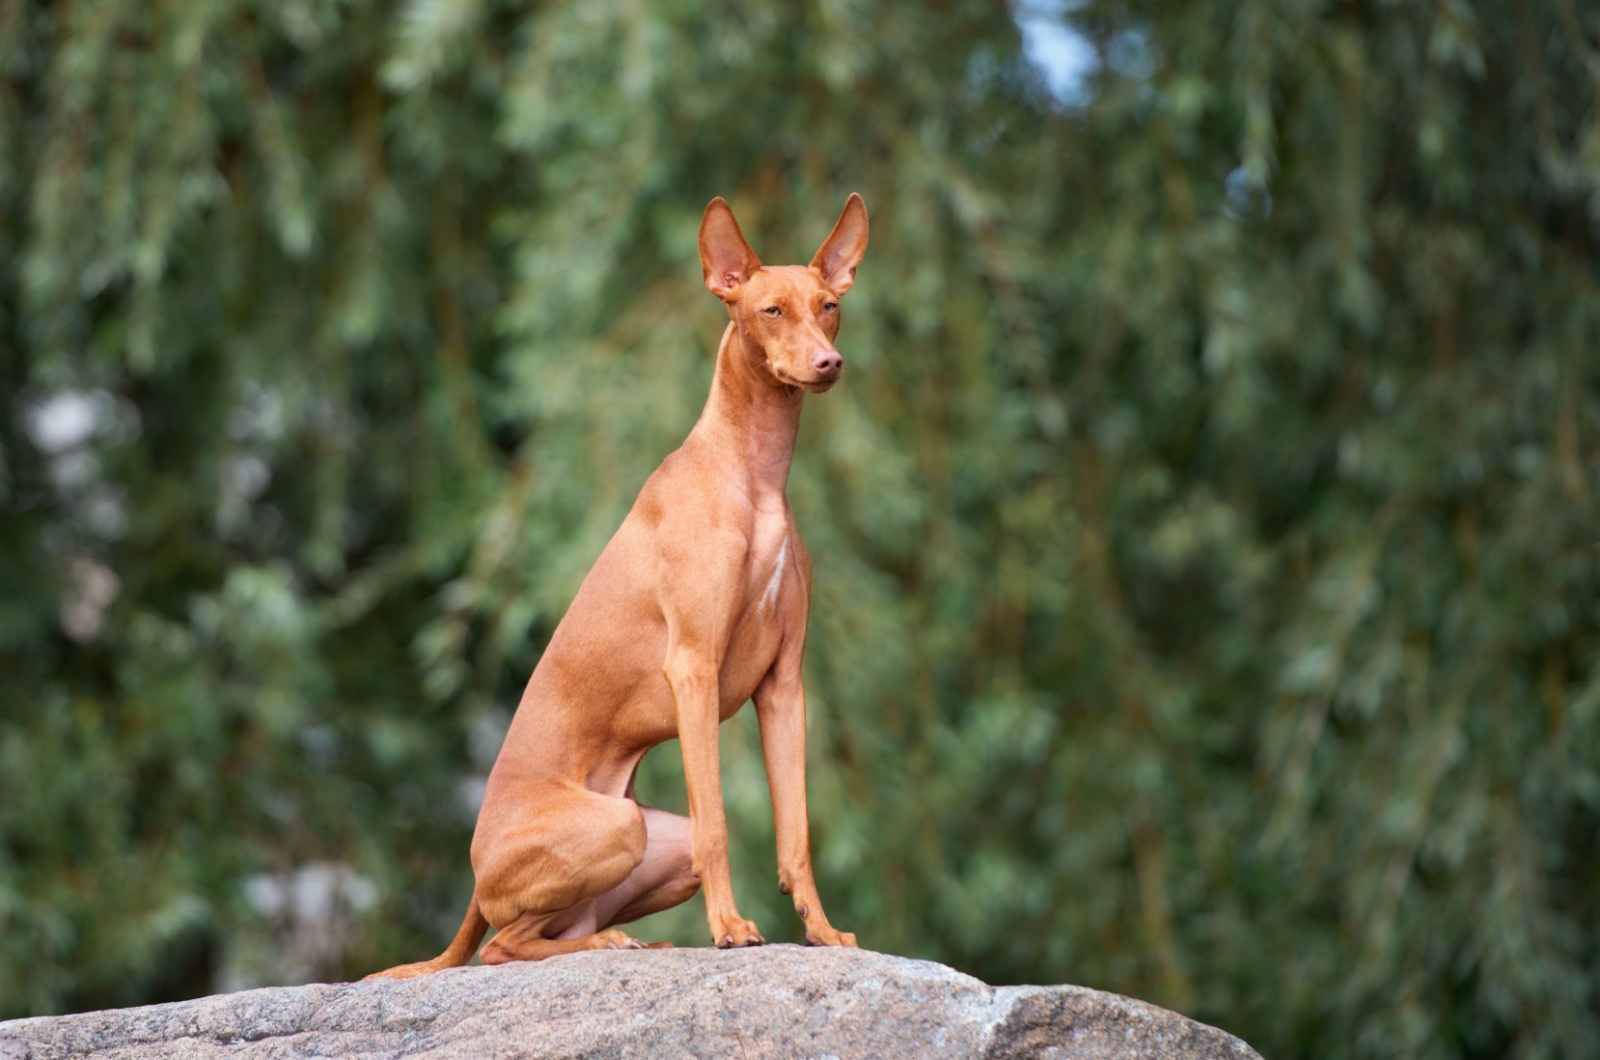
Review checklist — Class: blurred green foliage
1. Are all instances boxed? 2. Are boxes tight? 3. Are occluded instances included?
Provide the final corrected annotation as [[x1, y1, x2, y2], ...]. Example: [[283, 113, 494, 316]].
[[2, 0, 1598, 1055]]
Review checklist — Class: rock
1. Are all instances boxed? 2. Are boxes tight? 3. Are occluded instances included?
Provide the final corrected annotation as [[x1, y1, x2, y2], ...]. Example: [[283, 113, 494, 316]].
[[0, 946, 1260, 1059]]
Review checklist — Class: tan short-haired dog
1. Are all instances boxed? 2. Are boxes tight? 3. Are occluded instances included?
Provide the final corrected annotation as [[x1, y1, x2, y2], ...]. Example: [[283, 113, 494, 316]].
[[368, 195, 867, 977]]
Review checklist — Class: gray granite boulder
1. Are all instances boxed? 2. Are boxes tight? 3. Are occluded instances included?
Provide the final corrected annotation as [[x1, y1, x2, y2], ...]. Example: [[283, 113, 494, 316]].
[[0, 945, 1260, 1058]]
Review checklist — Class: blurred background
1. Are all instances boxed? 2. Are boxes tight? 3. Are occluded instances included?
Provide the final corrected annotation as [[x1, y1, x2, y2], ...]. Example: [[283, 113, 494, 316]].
[[2, 0, 1598, 1055]]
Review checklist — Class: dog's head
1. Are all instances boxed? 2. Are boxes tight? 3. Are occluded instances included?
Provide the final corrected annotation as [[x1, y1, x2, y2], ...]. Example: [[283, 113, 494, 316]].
[[698, 195, 869, 393]]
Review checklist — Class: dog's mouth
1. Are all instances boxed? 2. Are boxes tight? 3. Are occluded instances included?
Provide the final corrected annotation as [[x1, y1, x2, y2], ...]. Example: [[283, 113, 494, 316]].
[[771, 366, 841, 394]]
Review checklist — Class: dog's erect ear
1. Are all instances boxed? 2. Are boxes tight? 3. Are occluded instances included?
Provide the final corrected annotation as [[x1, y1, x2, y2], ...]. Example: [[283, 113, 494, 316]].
[[700, 198, 762, 301], [809, 193, 869, 296]]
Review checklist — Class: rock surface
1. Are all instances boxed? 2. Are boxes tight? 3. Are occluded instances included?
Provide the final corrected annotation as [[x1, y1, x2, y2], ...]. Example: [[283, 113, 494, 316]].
[[0, 946, 1260, 1059]]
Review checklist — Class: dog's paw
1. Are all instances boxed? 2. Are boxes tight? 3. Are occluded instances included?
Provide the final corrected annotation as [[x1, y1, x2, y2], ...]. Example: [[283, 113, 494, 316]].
[[711, 917, 765, 948], [803, 925, 858, 948], [594, 929, 648, 950]]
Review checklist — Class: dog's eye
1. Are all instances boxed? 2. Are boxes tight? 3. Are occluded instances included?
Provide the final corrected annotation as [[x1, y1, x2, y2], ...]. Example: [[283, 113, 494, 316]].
[[822, 302, 838, 312], [763, 306, 782, 317]]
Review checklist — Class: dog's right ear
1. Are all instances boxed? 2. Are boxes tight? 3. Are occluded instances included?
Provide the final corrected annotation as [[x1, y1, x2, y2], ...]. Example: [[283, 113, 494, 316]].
[[700, 198, 762, 301]]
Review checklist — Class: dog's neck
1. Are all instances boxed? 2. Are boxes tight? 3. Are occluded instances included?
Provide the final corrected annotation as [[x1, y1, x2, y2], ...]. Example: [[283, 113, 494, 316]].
[[690, 322, 804, 496]]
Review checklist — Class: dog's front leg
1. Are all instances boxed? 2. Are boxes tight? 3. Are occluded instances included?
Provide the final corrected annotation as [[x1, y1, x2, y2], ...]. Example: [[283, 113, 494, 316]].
[[665, 644, 764, 948], [753, 650, 857, 948]]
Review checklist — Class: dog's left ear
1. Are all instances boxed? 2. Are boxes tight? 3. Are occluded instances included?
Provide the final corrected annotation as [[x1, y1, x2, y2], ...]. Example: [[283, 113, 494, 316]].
[[810, 193, 869, 296]]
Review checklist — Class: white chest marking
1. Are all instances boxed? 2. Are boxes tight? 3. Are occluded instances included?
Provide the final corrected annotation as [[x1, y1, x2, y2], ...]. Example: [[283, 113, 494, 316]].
[[760, 536, 789, 613]]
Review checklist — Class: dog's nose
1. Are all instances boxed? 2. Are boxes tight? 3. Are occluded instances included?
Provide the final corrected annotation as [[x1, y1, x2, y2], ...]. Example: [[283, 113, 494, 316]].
[[812, 350, 843, 377]]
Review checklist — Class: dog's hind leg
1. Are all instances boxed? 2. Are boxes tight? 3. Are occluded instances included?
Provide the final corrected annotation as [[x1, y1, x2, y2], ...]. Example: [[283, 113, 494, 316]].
[[480, 912, 649, 962], [473, 785, 652, 963], [591, 806, 699, 930]]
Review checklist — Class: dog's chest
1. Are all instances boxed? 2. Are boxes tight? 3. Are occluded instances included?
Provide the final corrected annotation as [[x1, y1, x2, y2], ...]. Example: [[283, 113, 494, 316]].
[[755, 535, 789, 614], [743, 507, 795, 616], [715, 511, 795, 713]]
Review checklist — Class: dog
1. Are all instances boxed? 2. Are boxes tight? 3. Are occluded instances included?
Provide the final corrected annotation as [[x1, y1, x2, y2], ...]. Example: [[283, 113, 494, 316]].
[[367, 194, 868, 977]]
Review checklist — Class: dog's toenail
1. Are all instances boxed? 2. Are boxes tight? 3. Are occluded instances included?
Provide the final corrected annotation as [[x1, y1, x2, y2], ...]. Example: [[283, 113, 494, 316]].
[[798, 903, 809, 918]]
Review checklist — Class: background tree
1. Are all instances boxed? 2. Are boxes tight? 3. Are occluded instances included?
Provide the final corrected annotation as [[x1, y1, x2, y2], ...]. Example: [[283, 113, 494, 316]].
[[2, 1, 1597, 1056]]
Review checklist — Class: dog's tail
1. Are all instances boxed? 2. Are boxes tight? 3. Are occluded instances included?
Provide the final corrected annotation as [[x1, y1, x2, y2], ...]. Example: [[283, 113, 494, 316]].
[[363, 895, 490, 980]]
